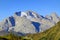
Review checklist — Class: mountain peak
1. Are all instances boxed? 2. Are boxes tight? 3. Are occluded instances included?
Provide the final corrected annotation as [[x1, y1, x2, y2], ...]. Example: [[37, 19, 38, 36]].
[[50, 12, 57, 17], [14, 11, 41, 19], [50, 12, 60, 23], [14, 11, 21, 16]]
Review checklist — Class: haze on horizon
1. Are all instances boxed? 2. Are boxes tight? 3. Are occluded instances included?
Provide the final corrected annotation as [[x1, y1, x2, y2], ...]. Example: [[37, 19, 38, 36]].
[[0, 0, 60, 21]]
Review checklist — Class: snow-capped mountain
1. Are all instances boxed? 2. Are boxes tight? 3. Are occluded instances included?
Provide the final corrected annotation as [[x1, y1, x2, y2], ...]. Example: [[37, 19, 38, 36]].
[[0, 11, 60, 35]]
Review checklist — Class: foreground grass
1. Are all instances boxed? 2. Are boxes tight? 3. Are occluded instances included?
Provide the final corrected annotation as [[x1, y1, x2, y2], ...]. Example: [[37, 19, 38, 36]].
[[0, 33, 32, 40]]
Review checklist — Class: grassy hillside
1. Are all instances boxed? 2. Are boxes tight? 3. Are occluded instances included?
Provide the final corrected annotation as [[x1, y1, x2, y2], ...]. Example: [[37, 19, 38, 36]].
[[0, 21, 60, 40], [26, 21, 60, 40]]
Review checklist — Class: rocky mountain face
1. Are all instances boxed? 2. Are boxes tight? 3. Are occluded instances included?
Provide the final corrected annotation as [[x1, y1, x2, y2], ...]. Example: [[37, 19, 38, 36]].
[[0, 11, 60, 35]]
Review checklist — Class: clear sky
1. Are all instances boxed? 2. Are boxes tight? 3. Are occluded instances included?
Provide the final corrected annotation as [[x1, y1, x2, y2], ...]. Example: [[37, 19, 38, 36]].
[[0, 0, 60, 21]]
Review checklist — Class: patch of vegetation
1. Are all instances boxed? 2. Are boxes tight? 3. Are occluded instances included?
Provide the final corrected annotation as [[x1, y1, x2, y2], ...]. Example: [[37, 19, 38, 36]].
[[39, 37, 47, 40]]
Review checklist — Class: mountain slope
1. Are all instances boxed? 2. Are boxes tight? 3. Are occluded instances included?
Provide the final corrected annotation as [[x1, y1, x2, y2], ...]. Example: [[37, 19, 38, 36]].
[[0, 11, 60, 35], [26, 21, 60, 40], [0, 21, 60, 40]]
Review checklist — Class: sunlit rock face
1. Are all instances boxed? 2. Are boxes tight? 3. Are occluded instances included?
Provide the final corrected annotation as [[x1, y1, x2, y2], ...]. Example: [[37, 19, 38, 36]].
[[50, 12, 60, 23], [11, 17, 36, 34], [45, 12, 60, 23], [0, 11, 60, 35]]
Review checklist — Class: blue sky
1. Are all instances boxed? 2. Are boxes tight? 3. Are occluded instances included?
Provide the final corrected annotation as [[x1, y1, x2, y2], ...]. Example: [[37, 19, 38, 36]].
[[0, 0, 60, 21]]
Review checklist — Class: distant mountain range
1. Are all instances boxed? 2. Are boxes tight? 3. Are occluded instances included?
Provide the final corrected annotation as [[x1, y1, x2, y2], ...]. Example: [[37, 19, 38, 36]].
[[0, 10, 60, 36]]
